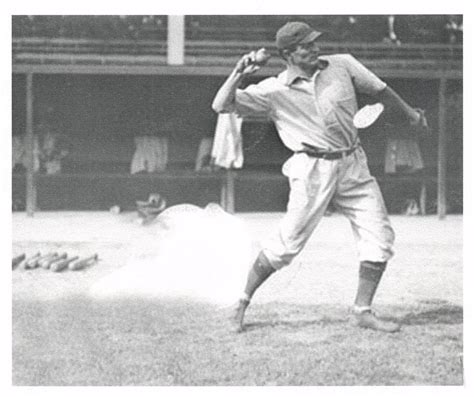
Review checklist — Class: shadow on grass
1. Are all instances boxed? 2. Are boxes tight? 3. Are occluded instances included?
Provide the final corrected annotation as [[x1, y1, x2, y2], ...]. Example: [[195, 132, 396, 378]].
[[244, 316, 347, 332], [240, 303, 463, 333], [399, 305, 463, 326]]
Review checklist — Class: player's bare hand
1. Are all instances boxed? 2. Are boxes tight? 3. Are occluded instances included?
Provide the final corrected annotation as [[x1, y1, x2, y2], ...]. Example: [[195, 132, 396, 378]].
[[234, 49, 271, 76], [409, 108, 429, 131], [409, 108, 427, 126], [234, 51, 261, 75]]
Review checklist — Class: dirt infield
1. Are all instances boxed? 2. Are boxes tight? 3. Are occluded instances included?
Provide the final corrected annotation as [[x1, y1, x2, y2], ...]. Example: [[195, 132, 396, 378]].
[[12, 210, 463, 307]]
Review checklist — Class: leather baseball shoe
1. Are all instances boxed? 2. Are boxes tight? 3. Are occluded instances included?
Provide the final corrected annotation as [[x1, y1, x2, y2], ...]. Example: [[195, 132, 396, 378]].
[[353, 310, 401, 333], [231, 299, 250, 333]]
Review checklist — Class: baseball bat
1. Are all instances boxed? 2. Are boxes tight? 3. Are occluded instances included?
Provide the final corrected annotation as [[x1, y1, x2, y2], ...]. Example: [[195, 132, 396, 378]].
[[12, 253, 26, 270], [68, 254, 99, 271], [28, 252, 57, 269], [21, 252, 41, 270], [50, 256, 79, 272], [38, 252, 59, 269], [43, 253, 68, 270]]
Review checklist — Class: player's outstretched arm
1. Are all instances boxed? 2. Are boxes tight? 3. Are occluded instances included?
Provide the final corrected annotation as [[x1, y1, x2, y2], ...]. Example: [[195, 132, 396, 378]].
[[212, 51, 264, 113], [375, 86, 428, 128]]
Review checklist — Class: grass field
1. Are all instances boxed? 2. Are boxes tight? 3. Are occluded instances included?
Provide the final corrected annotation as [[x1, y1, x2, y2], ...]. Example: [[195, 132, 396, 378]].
[[12, 211, 463, 386], [13, 297, 462, 386]]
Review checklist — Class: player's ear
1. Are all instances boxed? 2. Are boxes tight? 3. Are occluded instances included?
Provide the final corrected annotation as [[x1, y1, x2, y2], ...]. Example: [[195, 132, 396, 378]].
[[281, 49, 292, 61]]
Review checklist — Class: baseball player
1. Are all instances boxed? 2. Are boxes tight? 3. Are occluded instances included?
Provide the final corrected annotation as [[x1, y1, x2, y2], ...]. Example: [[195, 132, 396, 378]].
[[212, 21, 427, 333]]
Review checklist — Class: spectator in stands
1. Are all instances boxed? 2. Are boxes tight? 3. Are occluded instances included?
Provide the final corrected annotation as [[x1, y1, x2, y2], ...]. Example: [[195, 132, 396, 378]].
[[12, 133, 40, 173], [35, 118, 70, 175], [40, 132, 69, 174], [444, 15, 463, 44], [13, 15, 462, 44], [383, 15, 401, 46]]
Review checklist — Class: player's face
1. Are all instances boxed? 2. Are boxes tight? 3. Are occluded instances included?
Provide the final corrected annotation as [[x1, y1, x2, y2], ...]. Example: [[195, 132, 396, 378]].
[[289, 39, 321, 70]]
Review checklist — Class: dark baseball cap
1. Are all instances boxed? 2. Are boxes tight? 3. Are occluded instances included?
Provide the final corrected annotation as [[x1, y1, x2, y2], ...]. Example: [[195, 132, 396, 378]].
[[276, 21, 323, 50]]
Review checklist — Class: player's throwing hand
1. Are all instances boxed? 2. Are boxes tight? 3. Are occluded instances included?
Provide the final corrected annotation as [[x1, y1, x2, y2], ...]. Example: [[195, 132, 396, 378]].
[[234, 48, 271, 75]]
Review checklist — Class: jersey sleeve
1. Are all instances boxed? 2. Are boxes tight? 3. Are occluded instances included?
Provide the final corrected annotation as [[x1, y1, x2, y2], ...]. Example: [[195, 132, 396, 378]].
[[342, 54, 387, 95], [234, 81, 272, 117]]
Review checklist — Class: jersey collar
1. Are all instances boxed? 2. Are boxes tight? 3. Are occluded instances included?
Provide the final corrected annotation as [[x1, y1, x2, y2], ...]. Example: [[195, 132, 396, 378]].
[[283, 58, 329, 86]]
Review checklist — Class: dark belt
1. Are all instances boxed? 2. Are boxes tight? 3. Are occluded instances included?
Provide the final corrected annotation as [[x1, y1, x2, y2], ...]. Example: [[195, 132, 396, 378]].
[[296, 145, 358, 160]]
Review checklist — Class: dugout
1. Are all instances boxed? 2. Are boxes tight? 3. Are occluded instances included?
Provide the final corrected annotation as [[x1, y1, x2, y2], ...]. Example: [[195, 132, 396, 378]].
[[12, 16, 462, 216]]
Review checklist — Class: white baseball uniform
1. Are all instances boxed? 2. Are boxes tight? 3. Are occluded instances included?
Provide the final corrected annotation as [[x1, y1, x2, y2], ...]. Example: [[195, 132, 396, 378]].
[[233, 54, 395, 269]]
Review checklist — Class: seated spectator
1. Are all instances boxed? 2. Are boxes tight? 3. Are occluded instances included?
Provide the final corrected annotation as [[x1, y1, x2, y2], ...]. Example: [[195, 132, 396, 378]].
[[39, 131, 69, 174], [12, 133, 41, 173]]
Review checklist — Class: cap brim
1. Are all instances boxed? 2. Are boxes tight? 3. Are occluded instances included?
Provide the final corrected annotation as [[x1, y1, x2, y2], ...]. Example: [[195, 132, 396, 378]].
[[300, 30, 323, 44]]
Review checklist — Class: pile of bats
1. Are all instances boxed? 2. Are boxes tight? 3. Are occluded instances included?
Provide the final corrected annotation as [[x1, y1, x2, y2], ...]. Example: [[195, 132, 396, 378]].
[[12, 252, 99, 272]]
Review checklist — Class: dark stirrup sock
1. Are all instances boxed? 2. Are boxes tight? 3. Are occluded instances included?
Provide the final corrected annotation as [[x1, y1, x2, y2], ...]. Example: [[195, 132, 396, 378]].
[[354, 261, 387, 308], [242, 251, 276, 301]]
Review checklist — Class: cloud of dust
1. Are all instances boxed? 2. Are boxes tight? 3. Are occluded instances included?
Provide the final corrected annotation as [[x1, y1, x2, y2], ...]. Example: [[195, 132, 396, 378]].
[[88, 203, 255, 306]]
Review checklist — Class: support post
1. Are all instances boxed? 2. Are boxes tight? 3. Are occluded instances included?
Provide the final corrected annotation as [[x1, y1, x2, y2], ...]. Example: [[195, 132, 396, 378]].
[[25, 73, 36, 216], [220, 170, 235, 213], [167, 15, 185, 65], [220, 172, 227, 209], [419, 182, 427, 216], [226, 170, 235, 214], [437, 78, 448, 219]]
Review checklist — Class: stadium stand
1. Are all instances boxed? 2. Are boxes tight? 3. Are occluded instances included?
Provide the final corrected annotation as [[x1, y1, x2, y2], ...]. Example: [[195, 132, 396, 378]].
[[13, 15, 461, 44], [11, 15, 463, 215]]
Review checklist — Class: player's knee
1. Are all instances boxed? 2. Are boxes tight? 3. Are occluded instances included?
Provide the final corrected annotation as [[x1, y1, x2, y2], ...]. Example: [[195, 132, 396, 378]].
[[366, 222, 395, 261], [260, 248, 295, 271], [262, 233, 305, 270]]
